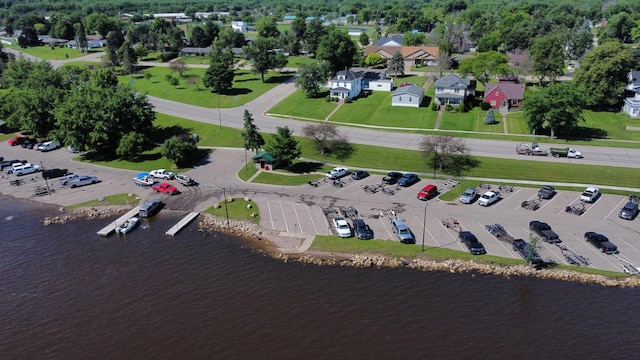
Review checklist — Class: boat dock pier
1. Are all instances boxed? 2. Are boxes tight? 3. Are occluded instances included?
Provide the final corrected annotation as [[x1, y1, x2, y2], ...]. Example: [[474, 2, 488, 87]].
[[165, 212, 200, 236], [96, 206, 141, 237]]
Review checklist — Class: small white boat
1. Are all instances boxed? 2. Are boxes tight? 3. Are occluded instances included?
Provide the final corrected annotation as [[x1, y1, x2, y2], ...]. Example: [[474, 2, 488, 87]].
[[116, 216, 140, 234], [133, 172, 154, 186]]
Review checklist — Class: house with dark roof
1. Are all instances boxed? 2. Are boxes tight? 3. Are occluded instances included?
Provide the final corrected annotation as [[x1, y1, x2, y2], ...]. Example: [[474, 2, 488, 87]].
[[434, 73, 475, 105], [364, 46, 440, 68], [484, 83, 525, 112], [180, 46, 211, 56], [373, 35, 403, 46], [627, 70, 640, 92], [391, 84, 424, 107], [328, 70, 363, 100], [623, 90, 640, 117], [252, 151, 277, 170]]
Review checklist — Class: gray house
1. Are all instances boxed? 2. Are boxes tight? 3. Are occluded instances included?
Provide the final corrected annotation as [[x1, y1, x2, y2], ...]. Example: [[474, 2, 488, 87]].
[[434, 73, 476, 105], [391, 84, 424, 108]]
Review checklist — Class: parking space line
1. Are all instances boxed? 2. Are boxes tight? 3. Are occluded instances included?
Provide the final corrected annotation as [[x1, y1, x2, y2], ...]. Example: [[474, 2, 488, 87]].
[[267, 201, 275, 230], [379, 217, 394, 240], [479, 223, 517, 259], [413, 214, 440, 246], [519, 226, 567, 264], [538, 194, 558, 211], [616, 236, 640, 253], [568, 233, 618, 269], [604, 198, 626, 219], [306, 205, 320, 234], [278, 201, 289, 232], [438, 220, 466, 251], [292, 204, 303, 234]]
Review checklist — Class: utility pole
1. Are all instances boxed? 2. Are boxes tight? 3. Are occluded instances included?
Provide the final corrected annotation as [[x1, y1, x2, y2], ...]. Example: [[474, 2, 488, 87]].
[[422, 202, 427, 251]]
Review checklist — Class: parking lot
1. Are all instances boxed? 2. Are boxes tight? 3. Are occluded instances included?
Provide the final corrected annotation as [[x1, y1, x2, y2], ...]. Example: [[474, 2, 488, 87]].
[[256, 173, 640, 274]]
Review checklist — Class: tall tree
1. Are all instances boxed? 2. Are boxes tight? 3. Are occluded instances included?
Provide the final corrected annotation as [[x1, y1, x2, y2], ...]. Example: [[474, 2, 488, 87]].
[[119, 41, 137, 75], [599, 12, 635, 44], [387, 51, 405, 80], [84, 13, 120, 38], [304, 19, 326, 56], [241, 109, 265, 168], [458, 51, 510, 86], [295, 61, 331, 98], [302, 123, 350, 157], [243, 37, 287, 82], [292, 17, 306, 43], [523, 82, 584, 139], [203, 40, 235, 92], [573, 40, 634, 108], [359, 32, 370, 46], [255, 16, 280, 39], [74, 22, 88, 53], [419, 135, 471, 176], [316, 27, 357, 74], [265, 126, 301, 169], [529, 35, 565, 85]]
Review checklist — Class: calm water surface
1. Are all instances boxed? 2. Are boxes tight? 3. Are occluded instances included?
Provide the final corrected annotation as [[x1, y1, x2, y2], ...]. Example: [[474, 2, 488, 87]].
[[1, 197, 639, 359]]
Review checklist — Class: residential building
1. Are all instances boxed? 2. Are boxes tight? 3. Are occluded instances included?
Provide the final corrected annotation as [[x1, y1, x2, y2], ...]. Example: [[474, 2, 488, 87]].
[[627, 70, 640, 92], [328, 70, 363, 100], [434, 73, 476, 105], [391, 84, 424, 108], [364, 46, 440, 68], [373, 35, 403, 46], [484, 83, 525, 112], [623, 90, 640, 117], [283, 15, 296, 23]]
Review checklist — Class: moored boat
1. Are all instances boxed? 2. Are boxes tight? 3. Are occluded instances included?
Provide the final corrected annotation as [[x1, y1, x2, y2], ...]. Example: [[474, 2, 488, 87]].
[[116, 216, 140, 234]]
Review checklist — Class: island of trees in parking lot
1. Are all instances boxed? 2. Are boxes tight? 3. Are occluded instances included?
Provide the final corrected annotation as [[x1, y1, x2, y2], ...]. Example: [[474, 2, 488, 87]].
[[1, 0, 640, 170]]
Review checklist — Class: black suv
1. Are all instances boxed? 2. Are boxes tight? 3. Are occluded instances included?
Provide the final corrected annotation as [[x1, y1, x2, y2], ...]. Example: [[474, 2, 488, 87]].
[[352, 219, 374, 240], [351, 170, 370, 180], [529, 220, 561, 243], [512, 239, 543, 264], [459, 231, 486, 255], [382, 172, 403, 185], [42, 168, 69, 180], [537, 185, 556, 199], [585, 232, 618, 254]]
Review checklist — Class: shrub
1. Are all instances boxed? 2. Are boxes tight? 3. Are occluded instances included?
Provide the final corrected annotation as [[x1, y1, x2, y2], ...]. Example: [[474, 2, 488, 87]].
[[430, 101, 439, 111], [457, 103, 468, 113], [344, 96, 352, 103], [445, 104, 453, 111], [484, 109, 497, 124], [325, 95, 331, 102], [160, 51, 179, 62], [480, 101, 491, 110]]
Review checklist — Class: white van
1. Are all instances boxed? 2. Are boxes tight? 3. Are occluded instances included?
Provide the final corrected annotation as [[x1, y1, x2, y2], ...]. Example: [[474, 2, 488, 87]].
[[38, 140, 61, 152]]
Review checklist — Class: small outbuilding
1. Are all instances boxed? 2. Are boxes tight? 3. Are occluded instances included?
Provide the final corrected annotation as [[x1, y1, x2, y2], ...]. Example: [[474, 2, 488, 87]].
[[252, 151, 277, 170], [391, 84, 424, 107]]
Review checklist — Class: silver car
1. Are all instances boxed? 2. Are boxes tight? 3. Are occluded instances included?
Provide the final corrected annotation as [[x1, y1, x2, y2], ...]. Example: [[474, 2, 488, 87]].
[[459, 188, 477, 204]]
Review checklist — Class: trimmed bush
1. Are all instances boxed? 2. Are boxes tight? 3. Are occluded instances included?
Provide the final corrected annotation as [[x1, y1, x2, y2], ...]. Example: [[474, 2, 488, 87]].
[[484, 109, 497, 124], [344, 96, 352, 103], [430, 101, 439, 111], [480, 101, 491, 110]]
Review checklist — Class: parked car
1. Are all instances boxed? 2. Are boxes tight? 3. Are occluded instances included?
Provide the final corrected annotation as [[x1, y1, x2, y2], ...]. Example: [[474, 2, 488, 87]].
[[42, 168, 69, 180], [537, 185, 556, 200], [332, 217, 352, 238], [37, 140, 61, 152], [139, 199, 163, 218], [459, 231, 487, 255], [391, 219, 415, 244], [459, 188, 477, 204], [352, 219, 374, 240], [175, 173, 197, 186], [326, 167, 349, 180], [477, 191, 501, 206], [152, 182, 179, 195], [0, 159, 25, 171], [512, 239, 543, 264], [59, 174, 80, 185], [4, 162, 29, 175], [68, 175, 99, 188], [585, 231, 618, 254], [382, 172, 403, 185], [619, 202, 639, 220], [529, 220, 561, 243], [397, 173, 419, 187], [150, 169, 176, 180], [14, 163, 41, 176], [580, 187, 600, 203], [417, 184, 438, 200], [351, 170, 369, 180], [8, 136, 25, 146], [20, 138, 37, 149]]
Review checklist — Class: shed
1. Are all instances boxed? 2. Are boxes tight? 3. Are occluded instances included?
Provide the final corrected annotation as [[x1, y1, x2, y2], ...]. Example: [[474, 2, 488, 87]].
[[368, 79, 393, 91], [252, 151, 276, 170], [391, 84, 424, 107]]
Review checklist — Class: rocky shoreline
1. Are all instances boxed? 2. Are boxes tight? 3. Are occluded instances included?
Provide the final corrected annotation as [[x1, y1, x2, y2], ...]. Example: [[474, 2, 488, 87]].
[[196, 212, 640, 288]]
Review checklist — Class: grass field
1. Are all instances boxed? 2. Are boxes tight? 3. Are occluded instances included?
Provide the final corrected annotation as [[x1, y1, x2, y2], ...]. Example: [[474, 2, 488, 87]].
[[176, 55, 210, 65], [251, 171, 322, 185], [66, 193, 140, 208], [267, 90, 338, 120], [286, 55, 317, 68], [581, 110, 640, 141], [439, 109, 506, 133], [8, 44, 99, 60], [154, 113, 245, 148], [118, 67, 293, 108], [204, 197, 260, 223], [505, 112, 530, 134]]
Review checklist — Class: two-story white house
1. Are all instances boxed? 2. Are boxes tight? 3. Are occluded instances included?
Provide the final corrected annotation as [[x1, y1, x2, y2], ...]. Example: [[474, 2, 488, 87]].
[[434, 73, 476, 106], [328, 70, 363, 100]]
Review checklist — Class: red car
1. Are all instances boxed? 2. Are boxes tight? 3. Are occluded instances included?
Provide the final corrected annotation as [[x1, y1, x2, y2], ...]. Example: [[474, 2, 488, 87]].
[[8, 136, 25, 146], [152, 182, 179, 195]]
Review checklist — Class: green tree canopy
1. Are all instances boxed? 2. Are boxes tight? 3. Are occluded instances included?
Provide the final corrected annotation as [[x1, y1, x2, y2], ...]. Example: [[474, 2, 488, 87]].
[[387, 51, 405, 78], [529, 35, 566, 85], [573, 40, 634, 109], [304, 19, 326, 56], [523, 82, 584, 139], [243, 37, 287, 82], [316, 27, 357, 74], [295, 61, 331, 97], [241, 109, 265, 153], [265, 126, 301, 169], [458, 51, 510, 86]]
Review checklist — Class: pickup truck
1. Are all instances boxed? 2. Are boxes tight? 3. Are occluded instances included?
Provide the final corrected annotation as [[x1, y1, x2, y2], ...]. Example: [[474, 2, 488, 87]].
[[529, 220, 561, 243], [550, 147, 583, 158], [332, 217, 352, 238], [516, 143, 548, 156], [512, 239, 543, 264]]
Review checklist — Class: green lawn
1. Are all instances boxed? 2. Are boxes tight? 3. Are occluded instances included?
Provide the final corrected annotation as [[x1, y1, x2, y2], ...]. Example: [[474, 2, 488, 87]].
[[267, 90, 338, 120], [505, 112, 531, 134], [119, 68, 294, 108], [251, 171, 322, 185], [204, 197, 260, 223], [154, 113, 245, 148], [67, 193, 140, 208], [176, 55, 210, 65], [438, 109, 505, 132], [286, 55, 317, 68], [238, 165, 259, 181], [7, 44, 99, 60], [581, 110, 640, 141]]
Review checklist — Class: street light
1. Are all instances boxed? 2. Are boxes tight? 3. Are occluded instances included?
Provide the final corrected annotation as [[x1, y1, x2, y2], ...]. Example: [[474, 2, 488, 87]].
[[421, 201, 427, 251], [39, 160, 52, 196], [213, 185, 234, 228]]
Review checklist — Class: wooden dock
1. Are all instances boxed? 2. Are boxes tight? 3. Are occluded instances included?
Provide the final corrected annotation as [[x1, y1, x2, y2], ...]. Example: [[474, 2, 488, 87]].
[[165, 212, 200, 236], [96, 206, 141, 237]]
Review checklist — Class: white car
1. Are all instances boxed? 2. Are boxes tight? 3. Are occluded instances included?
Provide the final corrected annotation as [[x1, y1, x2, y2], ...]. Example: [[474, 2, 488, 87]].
[[14, 163, 41, 176], [580, 187, 600, 203], [150, 169, 176, 179], [477, 191, 501, 206], [326, 167, 349, 180], [332, 217, 352, 238]]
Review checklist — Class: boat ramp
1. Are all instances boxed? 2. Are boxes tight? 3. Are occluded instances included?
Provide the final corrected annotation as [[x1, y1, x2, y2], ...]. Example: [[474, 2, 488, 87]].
[[96, 206, 141, 237], [165, 212, 200, 236]]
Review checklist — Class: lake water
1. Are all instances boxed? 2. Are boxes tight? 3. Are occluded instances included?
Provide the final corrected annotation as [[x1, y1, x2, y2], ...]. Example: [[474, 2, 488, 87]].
[[1, 197, 639, 359]]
